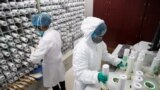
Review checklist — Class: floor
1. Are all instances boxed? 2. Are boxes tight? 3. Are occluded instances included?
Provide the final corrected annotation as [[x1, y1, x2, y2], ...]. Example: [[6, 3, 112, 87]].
[[65, 68, 74, 90]]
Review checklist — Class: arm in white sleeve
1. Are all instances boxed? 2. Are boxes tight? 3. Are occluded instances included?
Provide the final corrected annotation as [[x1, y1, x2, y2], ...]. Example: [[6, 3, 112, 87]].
[[102, 43, 121, 66], [73, 47, 99, 84], [30, 39, 51, 64]]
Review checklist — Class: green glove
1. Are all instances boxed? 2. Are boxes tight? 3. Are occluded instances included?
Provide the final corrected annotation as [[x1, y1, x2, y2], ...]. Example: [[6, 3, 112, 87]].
[[98, 72, 108, 84], [117, 61, 125, 68]]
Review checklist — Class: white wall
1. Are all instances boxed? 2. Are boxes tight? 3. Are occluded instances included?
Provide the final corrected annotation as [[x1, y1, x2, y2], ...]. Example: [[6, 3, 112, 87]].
[[85, 0, 94, 16]]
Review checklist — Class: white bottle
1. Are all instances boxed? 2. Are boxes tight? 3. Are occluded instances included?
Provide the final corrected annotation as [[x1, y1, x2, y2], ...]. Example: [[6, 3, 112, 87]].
[[14, 59, 21, 63], [26, 54, 30, 57], [17, 2, 25, 7], [14, 39, 21, 44], [6, 11, 15, 16], [26, 8, 31, 13], [101, 64, 110, 90], [118, 74, 127, 90], [11, 72, 16, 77], [0, 11, 6, 17], [21, 17, 28, 22], [0, 53, 3, 58], [32, 8, 38, 13], [22, 61, 29, 66], [33, 34, 38, 38], [1, 3, 9, 8], [12, 9, 20, 15], [0, 43, 8, 48], [24, 1, 30, 6], [132, 82, 142, 90], [150, 57, 160, 74], [10, 2, 17, 7], [7, 19, 14, 24], [30, 28, 35, 32], [16, 45, 23, 50], [16, 64, 21, 68], [22, 22, 31, 27], [13, 54, 21, 59], [0, 75, 5, 82], [5, 35, 13, 41], [126, 55, 136, 78], [3, 71, 12, 78], [11, 33, 20, 38], [1, 65, 9, 70], [14, 76, 18, 81], [22, 43, 28, 47], [19, 9, 28, 14], [10, 48, 17, 53], [18, 51, 24, 57], [30, 1, 36, 6], [0, 37, 8, 43], [10, 25, 18, 30], [11, 67, 17, 72], [0, 59, 6, 64], [134, 57, 144, 72], [0, 20, 8, 26], [156, 49, 160, 58], [20, 37, 28, 43], [8, 62, 15, 68], [2, 50, 10, 57], [24, 47, 30, 53], [29, 67, 34, 71], [14, 18, 22, 23], [26, 35, 33, 39], [8, 42, 16, 47], [24, 29, 32, 34], [25, 70, 29, 73]]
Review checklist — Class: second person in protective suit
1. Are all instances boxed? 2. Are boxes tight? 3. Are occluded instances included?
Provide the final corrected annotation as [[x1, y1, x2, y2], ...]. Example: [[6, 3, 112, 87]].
[[72, 17, 124, 90], [30, 13, 66, 90]]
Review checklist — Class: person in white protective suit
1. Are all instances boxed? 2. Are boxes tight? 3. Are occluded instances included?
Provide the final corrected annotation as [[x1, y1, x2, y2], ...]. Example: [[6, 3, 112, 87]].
[[72, 17, 124, 90], [30, 13, 66, 90]]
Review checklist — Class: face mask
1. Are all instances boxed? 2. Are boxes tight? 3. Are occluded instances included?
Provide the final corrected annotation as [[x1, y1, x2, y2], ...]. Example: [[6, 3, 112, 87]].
[[35, 27, 44, 37], [92, 34, 103, 43], [37, 31, 44, 37], [91, 23, 107, 43]]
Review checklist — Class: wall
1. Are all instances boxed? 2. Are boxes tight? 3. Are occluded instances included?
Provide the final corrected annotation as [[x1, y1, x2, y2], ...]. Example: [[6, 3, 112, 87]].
[[85, 0, 93, 16], [93, 0, 160, 48]]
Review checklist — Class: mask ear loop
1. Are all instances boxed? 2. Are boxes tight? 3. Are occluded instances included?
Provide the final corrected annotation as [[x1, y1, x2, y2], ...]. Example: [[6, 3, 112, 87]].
[[37, 14, 43, 30], [40, 14, 43, 30]]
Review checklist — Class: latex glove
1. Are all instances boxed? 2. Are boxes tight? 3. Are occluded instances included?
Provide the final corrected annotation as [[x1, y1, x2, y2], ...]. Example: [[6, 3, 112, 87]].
[[98, 72, 108, 84], [153, 66, 160, 75], [117, 61, 126, 69]]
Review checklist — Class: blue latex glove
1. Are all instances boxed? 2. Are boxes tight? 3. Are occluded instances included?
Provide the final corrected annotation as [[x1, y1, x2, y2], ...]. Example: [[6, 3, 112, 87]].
[[98, 72, 108, 84]]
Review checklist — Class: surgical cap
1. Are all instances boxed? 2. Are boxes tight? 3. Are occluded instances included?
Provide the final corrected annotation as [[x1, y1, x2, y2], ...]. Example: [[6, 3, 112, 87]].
[[31, 13, 51, 27]]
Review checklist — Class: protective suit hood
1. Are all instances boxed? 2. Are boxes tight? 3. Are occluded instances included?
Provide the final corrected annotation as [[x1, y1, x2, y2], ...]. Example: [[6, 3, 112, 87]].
[[81, 17, 105, 39]]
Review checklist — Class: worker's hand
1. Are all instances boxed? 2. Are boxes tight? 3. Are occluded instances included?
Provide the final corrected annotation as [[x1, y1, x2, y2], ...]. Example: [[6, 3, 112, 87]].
[[98, 72, 108, 84], [117, 61, 126, 69]]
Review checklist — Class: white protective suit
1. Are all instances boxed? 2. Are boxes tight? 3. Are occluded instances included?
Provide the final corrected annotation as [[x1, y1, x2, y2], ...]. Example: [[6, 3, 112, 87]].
[[72, 17, 121, 90], [30, 28, 65, 87]]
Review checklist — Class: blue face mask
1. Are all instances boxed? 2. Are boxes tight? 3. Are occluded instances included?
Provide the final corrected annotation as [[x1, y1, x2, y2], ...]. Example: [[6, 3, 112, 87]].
[[35, 27, 44, 37], [91, 23, 107, 43], [37, 31, 44, 37]]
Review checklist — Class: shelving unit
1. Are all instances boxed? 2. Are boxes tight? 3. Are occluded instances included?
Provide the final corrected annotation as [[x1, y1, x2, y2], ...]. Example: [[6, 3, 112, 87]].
[[0, 0, 85, 88]]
